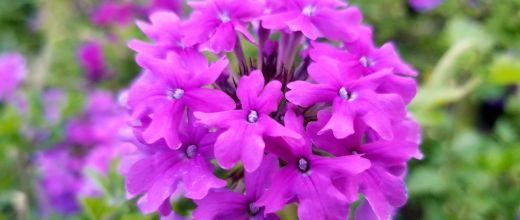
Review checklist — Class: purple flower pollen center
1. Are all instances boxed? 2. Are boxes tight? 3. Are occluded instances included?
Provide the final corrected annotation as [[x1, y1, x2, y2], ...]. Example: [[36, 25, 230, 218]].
[[248, 203, 261, 216], [247, 110, 259, 123], [167, 88, 184, 100], [185, 144, 198, 159], [297, 157, 310, 173], [339, 87, 356, 101], [359, 56, 375, 67]]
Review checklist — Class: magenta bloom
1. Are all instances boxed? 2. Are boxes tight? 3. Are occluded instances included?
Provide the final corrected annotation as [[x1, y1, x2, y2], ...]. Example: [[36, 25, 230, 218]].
[[261, 0, 362, 41], [122, 1, 422, 218], [146, 0, 183, 14], [128, 52, 235, 148], [286, 60, 406, 140], [36, 147, 83, 214], [183, 0, 262, 52], [129, 12, 186, 59], [193, 155, 280, 220], [124, 113, 226, 214], [0, 52, 26, 101], [195, 70, 301, 172], [77, 41, 108, 82], [256, 111, 371, 220], [308, 110, 422, 220], [309, 39, 418, 103], [409, 0, 444, 11], [91, 1, 136, 26]]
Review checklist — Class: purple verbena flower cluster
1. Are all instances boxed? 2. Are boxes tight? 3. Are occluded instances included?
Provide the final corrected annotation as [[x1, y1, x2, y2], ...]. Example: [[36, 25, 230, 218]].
[[123, 0, 422, 219], [36, 90, 132, 214]]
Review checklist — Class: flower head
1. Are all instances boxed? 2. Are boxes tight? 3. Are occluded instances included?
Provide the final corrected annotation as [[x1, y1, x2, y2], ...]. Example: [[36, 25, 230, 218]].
[[124, 112, 226, 214], [183, 0, 263, 52], [256, 110, 370, 220], [261, 0, 362, 41], [0, 52, 26, 101], [77, 41, 108, 82], [123, 1, 422, 218], [195, 70, 301, 172], [128, 51, 235, 148]]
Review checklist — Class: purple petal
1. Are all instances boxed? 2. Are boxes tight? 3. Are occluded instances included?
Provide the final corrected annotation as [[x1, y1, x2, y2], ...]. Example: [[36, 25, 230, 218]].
[[214, 123, 265, 171], [190, 57, 229, 87], [319, 99, 355, 139], [286, 81, 337, 107], [184, 88, 236, 112], [208, 22, 237, 52], [142, 102, 184, 149], [255, 80, 283, 113], [260, 115, 301, 140], [312, 154, 371, 177], [193, 190, 248, 220], [236, 70, 265, 110], [194, 110, 245, 128], [360, 167, 407, 220], [183, 156, 226, 199], [355, 199, 379, 220], [256, 167, 299, 213]]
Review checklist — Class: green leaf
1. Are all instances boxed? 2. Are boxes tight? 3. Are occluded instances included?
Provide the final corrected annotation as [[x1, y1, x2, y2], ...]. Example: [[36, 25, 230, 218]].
[[81, 197, 110, 220], [489, 55, 520, 84]]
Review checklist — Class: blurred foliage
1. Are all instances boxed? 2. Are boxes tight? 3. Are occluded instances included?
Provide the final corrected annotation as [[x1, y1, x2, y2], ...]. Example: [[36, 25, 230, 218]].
[[349, 0, 520, 219], [0, 0, 519, 219]]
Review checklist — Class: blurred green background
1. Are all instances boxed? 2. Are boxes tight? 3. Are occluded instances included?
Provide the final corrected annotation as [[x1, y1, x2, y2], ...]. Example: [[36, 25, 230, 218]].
[[0, 0, 519, 219]]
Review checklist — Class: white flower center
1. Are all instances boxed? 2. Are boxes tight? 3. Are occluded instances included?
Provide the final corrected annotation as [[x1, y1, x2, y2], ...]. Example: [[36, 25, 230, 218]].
[[339, 87, 357, 101], [218, 12, 231, 23], [359, 56, 374, 67], [185, 144, 197, 159], [247, 110, 259, 123], [297, 158, 310, 173], [302, 5, 316, 16], [167, 88, 184, 100]]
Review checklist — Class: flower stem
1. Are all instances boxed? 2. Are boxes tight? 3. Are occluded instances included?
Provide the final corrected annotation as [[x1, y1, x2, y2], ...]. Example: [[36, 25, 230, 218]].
[[234, 37, 247, 75], [257, 24, 270, 71]]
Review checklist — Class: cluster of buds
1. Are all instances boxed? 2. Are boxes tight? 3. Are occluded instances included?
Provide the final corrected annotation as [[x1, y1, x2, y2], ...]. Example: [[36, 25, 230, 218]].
[[123, 0, 422, 219]]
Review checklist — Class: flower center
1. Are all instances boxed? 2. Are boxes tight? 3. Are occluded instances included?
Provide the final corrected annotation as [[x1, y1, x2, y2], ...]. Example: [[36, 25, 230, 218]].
[[302, 5, 316, 16], [297, 157, 310, 173], [167, 88, 184, 100], [248, 203, 261, 216], [339, 87, 356, 101], [247, 110, 259, 123], [185, 144, 197, 159], [359, 56, 374, 67], [218, 12, 231, 23]]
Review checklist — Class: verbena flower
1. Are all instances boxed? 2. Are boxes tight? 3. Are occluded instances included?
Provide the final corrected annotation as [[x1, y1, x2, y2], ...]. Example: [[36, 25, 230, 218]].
[[183, 0, 262, 52], [77, 41, 108, 83], [408, 0, 444, 12], [128, 12, 186, 58], [261, 0, 362, 41], [127, 52, 234, 148], [193, 155, 280, 220], [0, 52, 26, 101], [307, 110, 423, 220], [124, 113, 226, 214], [194, 70, 301, 172], [123, 1, 422, 219], [36, 90, 129, 214], [256, 110, 370, 220]]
